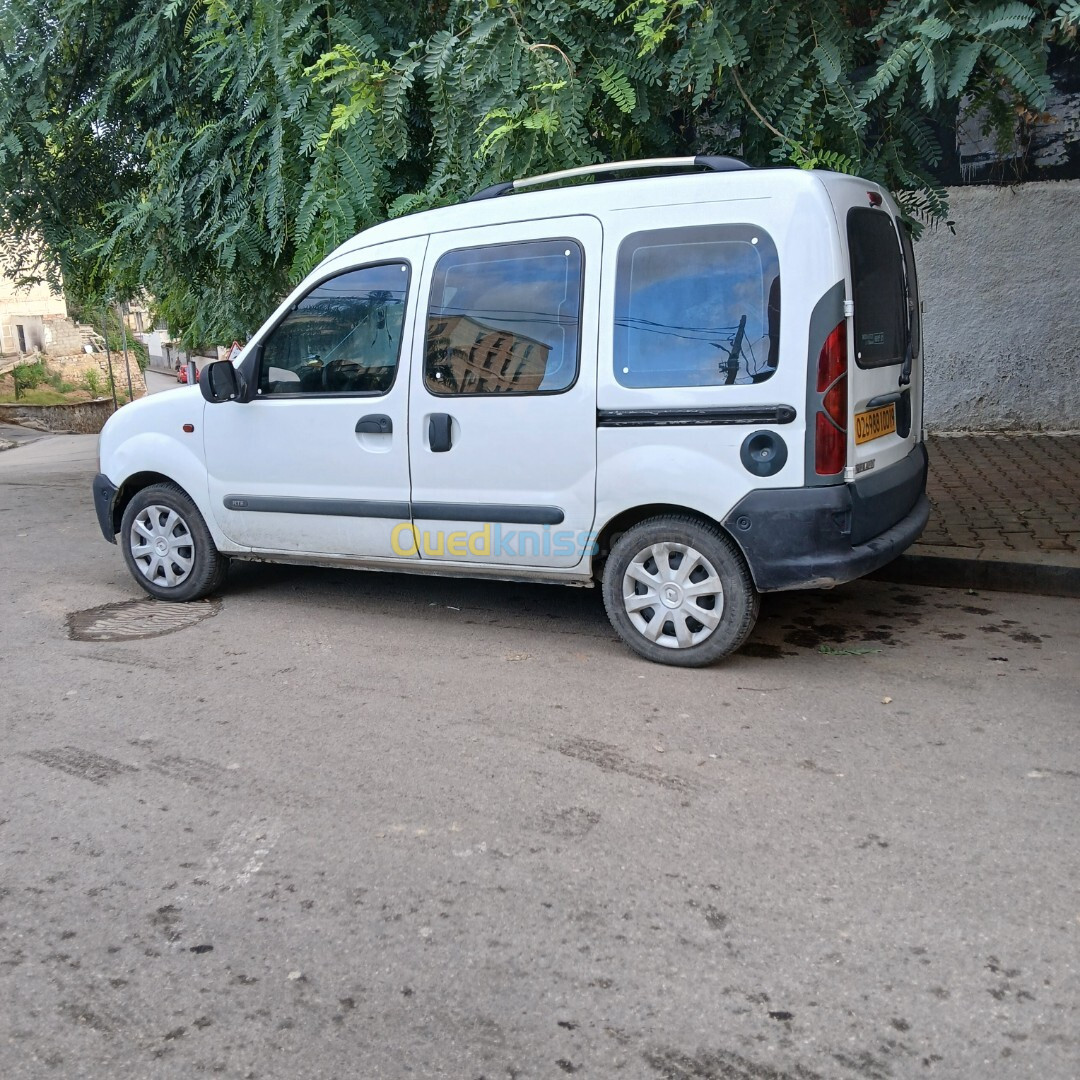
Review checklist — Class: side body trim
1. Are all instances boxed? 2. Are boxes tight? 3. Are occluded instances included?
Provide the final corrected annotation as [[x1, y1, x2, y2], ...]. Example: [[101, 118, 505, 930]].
[[597, 405, 796, 428], [222, 496, 565, 526], [223, 496, 410, 518], [411, 502, 565, 526]]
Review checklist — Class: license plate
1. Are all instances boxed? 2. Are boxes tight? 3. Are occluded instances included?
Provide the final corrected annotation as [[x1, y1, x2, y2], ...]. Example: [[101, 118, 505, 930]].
[[854, 403, 897, 444]]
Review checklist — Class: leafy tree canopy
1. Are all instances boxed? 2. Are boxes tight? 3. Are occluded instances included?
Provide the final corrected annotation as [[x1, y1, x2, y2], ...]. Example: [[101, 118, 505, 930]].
[[1, 0, 1076, 345]]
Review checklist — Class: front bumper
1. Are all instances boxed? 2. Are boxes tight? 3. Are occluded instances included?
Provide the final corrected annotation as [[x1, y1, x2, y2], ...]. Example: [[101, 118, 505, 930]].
[[93, 473, 119, 543], [722, 443, 929, 592]]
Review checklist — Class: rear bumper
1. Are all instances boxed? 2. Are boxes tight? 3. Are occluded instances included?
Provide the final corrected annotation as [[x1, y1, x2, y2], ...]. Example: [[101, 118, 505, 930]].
[[93, 473, 119, 543], [723, 443, 929, 592]]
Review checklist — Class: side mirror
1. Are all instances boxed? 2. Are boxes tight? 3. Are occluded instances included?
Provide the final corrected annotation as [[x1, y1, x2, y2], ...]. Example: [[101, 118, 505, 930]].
[[200, 359, 246, 403]]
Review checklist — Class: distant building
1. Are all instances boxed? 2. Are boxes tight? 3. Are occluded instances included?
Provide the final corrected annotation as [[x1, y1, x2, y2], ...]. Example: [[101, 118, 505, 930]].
[[426, 315, 550, 393], [0, 258, 69, 356], [1, 251, 153, 358]]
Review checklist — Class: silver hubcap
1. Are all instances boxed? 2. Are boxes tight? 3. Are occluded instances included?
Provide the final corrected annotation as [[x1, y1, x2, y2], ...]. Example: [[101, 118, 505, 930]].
[[622, 542, 724, 650], [130, 504, 195, 588]]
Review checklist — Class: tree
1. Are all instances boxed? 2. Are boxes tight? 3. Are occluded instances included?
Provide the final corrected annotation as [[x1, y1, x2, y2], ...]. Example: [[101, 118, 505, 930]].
[[1, 1, 1076, 345]]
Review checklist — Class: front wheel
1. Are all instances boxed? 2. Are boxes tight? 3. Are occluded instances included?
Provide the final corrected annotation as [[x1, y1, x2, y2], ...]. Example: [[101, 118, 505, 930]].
[[602, 515, 759, 667], [120, 482, 227, 602]]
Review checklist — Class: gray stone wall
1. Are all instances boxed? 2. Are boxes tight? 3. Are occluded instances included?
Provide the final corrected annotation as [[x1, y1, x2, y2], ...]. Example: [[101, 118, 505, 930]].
[[916, 180, 1079, 432], [0, 399, 115, 434]]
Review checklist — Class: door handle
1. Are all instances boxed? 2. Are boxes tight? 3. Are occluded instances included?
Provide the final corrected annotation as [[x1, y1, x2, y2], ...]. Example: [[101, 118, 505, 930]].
[[429, 413, 453, 452], [356, 414, 392, 434]]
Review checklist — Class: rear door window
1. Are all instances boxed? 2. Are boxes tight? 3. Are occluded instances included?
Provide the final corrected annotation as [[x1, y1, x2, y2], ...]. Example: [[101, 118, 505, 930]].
[[847, 208, 907, 368], [898, 222, 921, 360], [423, 239, 583, 395], [614, 224, 780, 388]]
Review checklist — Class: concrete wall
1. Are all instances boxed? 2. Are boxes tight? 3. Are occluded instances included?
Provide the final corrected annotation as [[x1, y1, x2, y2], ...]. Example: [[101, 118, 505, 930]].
[[917, 180, 1080, 432], [0, 315, 45, 353], [145, 331, 170, 365]]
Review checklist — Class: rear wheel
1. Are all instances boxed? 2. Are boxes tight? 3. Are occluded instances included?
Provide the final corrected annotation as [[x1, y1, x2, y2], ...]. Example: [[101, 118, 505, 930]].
[[602, 515, 759, 667], [120, 482, 227, 602]]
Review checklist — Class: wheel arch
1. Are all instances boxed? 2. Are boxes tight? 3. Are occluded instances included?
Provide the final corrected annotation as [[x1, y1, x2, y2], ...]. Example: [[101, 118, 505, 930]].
[[593, 502, 742, 578], [111, 472, 188, 535]]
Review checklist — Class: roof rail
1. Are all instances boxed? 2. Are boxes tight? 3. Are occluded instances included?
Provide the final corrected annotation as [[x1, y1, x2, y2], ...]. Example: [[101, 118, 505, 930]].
[[468, 155, 751, 202]]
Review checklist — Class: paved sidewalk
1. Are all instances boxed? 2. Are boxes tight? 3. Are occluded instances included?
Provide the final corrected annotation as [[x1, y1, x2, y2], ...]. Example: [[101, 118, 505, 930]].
[[1, 420, 1077, 595], [880, 432, 1080, 597]]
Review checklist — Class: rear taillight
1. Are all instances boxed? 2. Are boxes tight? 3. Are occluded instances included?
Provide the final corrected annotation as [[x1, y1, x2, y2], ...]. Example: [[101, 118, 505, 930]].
[[815, 320, 847, 475]]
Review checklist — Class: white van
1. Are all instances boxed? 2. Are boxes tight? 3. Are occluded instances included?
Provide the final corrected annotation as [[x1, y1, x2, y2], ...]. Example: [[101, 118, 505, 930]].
[[94, 157, 928, 666]]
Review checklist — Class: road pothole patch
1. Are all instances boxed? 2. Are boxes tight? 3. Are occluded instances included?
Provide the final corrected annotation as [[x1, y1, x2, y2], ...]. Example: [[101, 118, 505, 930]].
[[66, 597, 222, 641]]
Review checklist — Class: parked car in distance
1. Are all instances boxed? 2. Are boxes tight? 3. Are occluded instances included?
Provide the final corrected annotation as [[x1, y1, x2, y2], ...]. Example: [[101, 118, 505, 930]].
[[94, 156, 928, 667], [176, 364, 200, 384]]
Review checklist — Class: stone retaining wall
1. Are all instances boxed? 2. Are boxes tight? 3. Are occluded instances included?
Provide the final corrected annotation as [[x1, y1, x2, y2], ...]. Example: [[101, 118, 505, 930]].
[[48, 351, 147, 399], [0, 399, 115, 434]]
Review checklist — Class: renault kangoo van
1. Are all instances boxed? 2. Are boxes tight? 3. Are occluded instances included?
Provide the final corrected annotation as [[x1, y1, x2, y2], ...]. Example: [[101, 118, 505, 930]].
[[94, 157, 928, 666]]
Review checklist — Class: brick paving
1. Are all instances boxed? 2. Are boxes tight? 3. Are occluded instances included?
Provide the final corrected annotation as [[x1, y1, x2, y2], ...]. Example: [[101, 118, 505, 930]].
[[919, 433, 1080, 555]]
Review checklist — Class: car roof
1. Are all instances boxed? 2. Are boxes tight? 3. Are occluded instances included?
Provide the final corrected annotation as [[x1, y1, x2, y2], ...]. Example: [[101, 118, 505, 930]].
[[322, 165, 886, 263]]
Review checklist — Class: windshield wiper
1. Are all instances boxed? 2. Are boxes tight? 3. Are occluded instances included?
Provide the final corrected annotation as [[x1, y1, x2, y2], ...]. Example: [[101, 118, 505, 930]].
[[899, 339, 912, 387]]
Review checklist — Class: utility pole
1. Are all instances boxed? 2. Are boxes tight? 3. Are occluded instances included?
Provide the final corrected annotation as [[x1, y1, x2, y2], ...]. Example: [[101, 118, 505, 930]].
[[117, 302, 134, 400], [721, 314, 747, 386], [100, 309, 119, 411]]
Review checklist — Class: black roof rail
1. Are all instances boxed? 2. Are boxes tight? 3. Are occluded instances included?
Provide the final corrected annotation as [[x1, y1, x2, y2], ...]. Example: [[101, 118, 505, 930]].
[[468, 155, 751, 202]]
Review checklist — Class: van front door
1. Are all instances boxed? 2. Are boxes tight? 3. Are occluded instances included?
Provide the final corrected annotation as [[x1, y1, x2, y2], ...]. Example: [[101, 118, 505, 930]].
[[204, 241, 425, 558], [405, 217, 601, 569]]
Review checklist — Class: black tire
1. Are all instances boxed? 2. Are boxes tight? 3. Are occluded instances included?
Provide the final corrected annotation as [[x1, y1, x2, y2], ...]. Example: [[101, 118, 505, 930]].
[[120, 482, 228, 602], [601, 514, 759, 667]]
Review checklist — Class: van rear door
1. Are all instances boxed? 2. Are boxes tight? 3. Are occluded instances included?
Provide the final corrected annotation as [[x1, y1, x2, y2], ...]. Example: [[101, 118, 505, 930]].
[[836, 188, 922, 478]]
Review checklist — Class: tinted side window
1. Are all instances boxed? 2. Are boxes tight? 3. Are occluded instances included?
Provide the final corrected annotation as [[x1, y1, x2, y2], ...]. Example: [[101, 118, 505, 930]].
[[898, 222, 921, 360], [614, 225, 780, 388], [848, 208, 907, 368], [424, 240, 582, 396], [259, 263, 409, 396]]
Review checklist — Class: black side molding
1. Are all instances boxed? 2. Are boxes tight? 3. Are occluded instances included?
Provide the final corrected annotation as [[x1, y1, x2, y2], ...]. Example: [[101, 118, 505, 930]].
[[223, 496, 410, 519], [223, 496, 564, 526], [412, 502, 565, 526], [597, 405, 796, 428]]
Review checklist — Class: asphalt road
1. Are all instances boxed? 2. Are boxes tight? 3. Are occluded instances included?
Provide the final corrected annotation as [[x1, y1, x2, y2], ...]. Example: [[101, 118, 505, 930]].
[[1, 435, 1078, 1080], [143, 368, 183, 395]]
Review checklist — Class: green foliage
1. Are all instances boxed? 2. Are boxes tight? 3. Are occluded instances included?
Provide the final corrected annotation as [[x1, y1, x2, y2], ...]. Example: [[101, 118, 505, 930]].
[[83, 368, 102, 397], [0, 1, 1072, 344], [0, 385, 81, 405], [12, 360, 47, 399], [7, 358, 77, 398]]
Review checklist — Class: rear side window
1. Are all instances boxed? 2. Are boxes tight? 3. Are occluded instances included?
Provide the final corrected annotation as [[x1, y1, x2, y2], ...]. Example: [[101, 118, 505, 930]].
[[614, 224, 780, 388], [898, 222, 921, 360], [848, 208, 907, 368], [424, 239, 582, 395]]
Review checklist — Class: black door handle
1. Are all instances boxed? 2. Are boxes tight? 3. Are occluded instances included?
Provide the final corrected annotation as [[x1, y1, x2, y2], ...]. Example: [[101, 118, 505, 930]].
[[356, 414, 392, 434], [429, 413, 453, 452]]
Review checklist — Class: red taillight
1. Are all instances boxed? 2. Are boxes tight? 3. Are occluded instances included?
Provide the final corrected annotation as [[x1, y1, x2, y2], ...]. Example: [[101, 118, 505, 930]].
[[815, 320, 847, 475], [816, 412, 845, 475]]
